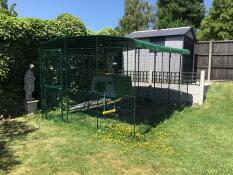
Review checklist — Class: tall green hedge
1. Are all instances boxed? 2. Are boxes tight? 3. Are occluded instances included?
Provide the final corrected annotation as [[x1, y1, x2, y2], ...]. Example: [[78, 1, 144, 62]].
[[0, 13, 121, 117], [0, 13, 87, 116]]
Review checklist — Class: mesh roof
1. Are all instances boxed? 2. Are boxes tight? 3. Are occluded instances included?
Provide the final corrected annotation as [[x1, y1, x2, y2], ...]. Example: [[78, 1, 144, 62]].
[[41, 35, 190, 55]]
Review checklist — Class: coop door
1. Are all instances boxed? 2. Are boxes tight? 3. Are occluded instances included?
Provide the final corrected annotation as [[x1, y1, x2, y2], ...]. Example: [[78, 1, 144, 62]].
[[41, 49, 63, 118]]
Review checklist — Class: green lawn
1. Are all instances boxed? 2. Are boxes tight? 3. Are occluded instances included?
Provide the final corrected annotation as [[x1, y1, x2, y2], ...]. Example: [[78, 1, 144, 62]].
[[1, 83, 233, 175]]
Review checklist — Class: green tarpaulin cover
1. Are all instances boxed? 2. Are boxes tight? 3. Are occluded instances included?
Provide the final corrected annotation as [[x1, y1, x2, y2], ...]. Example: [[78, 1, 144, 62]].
[[132, 38, 190, 55]]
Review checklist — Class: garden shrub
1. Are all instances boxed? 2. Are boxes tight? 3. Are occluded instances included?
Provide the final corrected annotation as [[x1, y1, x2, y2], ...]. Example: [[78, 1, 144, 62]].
[[98, 27, 122, 36], [0, 13, 87, 117], [0, 52, 13, 81], [87, 29, 97, 35], [55, 13, 87, 37]]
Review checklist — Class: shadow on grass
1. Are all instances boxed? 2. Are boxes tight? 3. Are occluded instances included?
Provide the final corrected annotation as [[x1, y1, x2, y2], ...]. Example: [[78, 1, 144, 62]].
[[64, 100, 190, 135], [43, 88, 192, 135], [135, 101, 189, 134], [0, 118, 37, 173]]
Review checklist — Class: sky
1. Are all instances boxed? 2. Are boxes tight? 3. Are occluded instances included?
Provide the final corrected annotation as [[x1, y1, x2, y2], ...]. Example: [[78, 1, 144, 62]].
[[9, 0, 213, 32]]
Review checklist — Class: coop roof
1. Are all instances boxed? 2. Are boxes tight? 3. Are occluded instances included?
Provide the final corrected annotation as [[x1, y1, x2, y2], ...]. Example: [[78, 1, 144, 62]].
[[41, 35, 190, 55]]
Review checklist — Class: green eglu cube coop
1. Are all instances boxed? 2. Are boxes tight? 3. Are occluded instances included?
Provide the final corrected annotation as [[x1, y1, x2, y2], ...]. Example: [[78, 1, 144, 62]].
[[40, 35, 190, 133]]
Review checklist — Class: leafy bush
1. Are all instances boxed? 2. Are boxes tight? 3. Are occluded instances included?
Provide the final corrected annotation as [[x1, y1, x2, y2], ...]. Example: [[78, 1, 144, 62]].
[[87, 29, 97, 35], [0, 52, 13, 81], [98, 27, 122, 36], [0, 14, 29, 40], [55, 13, 87, 36], [0, 13, 87, 116]]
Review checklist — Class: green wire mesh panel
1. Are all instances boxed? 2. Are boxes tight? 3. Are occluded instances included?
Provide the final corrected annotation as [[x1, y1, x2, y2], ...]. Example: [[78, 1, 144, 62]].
[[40, 49, 64, 119], [40, 36, 137, 128], [39, 35, 190, 132]]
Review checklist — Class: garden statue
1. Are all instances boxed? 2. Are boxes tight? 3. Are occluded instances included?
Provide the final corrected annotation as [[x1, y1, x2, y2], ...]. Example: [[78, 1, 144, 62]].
[[24, 64, 35, 101]]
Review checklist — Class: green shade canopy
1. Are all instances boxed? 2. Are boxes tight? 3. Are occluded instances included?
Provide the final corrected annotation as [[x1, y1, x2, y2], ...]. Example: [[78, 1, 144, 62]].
[[132, 38, 190, 55]]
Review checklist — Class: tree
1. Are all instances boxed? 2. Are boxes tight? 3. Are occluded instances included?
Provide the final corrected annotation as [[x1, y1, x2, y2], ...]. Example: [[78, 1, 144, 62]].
[[0, 0, 17, 17], [156, 0, 205, 29], [118, 0, 155, 35], [197, 0, 233, 41], [98, 27, 121, 36], [87, 29, 96, 35], [55, 13, 87, 36]]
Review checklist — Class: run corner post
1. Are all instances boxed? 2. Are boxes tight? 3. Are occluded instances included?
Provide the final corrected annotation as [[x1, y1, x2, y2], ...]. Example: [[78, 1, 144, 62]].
[[208, 41, 213, 82]]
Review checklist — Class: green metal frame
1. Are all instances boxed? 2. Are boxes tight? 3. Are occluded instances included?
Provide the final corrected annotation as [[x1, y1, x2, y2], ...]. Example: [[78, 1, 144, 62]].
[[39, 35, 190, 133]]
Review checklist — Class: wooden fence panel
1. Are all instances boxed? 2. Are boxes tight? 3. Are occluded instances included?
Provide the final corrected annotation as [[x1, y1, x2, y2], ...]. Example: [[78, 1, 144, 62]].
[[195, 40, 233, 80]]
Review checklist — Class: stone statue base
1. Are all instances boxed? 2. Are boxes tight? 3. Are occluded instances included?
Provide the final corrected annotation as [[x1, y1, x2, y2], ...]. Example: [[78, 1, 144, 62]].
[[25, 100, 39, 114]]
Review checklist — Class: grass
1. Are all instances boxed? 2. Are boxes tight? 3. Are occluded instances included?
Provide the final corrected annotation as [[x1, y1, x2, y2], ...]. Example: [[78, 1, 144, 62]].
[[1, 82, 233, 175]]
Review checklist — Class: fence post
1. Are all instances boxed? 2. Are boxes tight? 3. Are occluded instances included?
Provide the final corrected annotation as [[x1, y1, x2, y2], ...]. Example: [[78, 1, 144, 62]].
[[208, 41, 213, 82], [199, 70, 205, 105], [149, 70, 153, 86]]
